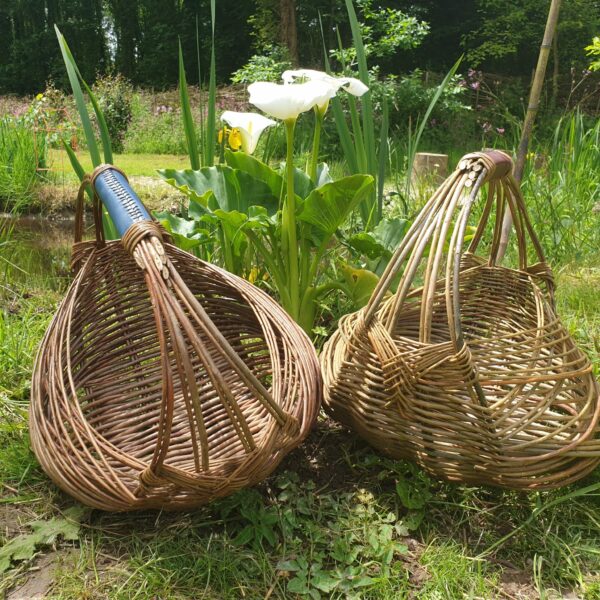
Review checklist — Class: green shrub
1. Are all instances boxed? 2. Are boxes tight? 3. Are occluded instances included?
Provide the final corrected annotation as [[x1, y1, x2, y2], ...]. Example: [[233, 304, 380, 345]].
[[93, 74, 134, 153], [231, 45, 292, 85]]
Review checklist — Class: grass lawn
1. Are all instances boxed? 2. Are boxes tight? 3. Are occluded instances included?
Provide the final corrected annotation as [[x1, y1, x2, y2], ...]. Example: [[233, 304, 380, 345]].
[[1, 256, 600, 599], [47, 148, 190, 179]]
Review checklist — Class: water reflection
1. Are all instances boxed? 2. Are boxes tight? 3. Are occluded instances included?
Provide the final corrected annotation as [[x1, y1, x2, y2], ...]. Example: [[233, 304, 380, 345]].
[[0, 214, 82, 290]]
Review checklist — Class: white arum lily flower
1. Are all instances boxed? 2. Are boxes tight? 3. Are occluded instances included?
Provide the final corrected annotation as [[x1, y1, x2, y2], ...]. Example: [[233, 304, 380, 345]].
[[220, 111, 276, 154], [282, 68, 369, 102], [248, 80, 336, 122]]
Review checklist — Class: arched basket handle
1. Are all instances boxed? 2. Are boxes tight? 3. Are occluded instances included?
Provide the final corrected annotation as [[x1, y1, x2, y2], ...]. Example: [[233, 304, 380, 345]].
[[360, 150, 553, 348]]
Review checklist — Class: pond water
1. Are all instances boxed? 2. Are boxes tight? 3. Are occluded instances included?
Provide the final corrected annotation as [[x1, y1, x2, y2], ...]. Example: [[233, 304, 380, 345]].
[[1, 214, 79, 290]]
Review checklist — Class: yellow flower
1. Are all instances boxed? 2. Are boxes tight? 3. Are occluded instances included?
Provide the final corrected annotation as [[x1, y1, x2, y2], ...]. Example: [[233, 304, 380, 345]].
[[36, 93, 44, 101], [218, 126, 230, 144], [228, 128, 242, 151]]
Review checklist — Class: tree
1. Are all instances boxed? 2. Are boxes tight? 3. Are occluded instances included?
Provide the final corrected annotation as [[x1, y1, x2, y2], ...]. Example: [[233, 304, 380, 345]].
[[280, 0, 299, 64]]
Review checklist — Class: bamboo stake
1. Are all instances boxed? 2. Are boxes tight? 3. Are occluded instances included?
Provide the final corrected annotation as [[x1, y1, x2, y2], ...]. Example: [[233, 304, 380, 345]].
[[497, 0, 562, 261]]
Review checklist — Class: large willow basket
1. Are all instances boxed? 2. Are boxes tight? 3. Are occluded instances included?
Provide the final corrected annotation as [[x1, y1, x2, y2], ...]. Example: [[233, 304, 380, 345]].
[[322, 150, 600, 490], [30, 166, 321, 511]]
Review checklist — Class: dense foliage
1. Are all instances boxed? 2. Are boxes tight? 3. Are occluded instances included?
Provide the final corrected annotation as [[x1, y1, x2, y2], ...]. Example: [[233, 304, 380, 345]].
[[0, 0, 598, 96]]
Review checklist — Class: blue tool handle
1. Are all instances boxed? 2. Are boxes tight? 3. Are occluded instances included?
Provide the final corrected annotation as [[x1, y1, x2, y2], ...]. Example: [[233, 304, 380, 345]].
[[92, 167, 152, 238]]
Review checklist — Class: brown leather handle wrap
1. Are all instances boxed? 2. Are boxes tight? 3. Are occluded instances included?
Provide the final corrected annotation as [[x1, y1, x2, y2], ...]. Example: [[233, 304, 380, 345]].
[[459, 149, 513, 182]]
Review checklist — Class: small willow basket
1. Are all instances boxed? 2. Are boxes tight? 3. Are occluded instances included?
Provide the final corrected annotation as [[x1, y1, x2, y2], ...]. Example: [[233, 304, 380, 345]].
[[322, 150, 600, 490], [30, 165, 321, 511]]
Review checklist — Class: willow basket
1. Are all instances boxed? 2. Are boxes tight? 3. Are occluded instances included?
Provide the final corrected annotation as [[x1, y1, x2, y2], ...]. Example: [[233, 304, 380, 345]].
[[30, 165, 321, 511], [322, 150, 600, 490]]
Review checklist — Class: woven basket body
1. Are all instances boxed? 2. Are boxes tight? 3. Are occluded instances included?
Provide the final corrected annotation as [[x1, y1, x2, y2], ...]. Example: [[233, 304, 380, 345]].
[[322, 151, 600, 490], [30, 167, 321, 511]]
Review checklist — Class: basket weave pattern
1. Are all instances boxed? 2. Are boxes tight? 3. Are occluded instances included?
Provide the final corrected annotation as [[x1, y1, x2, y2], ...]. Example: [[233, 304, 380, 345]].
[[30, 171, 321, 511], [322, 151, 600, 490]]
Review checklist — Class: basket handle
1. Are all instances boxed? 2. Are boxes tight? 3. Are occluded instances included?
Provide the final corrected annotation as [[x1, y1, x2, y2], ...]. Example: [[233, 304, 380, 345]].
[[361, 150, 552, 346]]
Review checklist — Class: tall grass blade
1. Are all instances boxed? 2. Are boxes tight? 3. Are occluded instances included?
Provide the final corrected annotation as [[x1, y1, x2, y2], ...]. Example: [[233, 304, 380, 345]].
[[56, 27, 117, 238], [67, 46, 114, 164], [345, 0, 376, 178], [204, 0, 217, 167], [405, 56, 462, 198], [196, 14, 205, 162], [55, 26, 101, 167], [179, 39, 200, 170], [377, 96, 389, 221], [319, 15, 357, 173]]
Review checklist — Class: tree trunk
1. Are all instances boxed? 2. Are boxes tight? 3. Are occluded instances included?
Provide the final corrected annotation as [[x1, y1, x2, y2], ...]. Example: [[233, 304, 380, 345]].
[[497, 0, 562, 262], [279, 0, 299, 65]]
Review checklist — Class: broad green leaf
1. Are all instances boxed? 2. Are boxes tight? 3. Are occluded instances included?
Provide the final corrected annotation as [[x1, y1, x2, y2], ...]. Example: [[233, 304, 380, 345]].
[[287, 575, 310, 594], [179, 39, 200, 170], [347, 218, 409, 260], [373, 217, 409, 254], [155, 212, 205, 251], [298, 175, 374, 235], [312, 571, 339, 593], [396, 477, 428, 510], [276, 559, 302, 572], [347, 233, 386, 260], [159, 166, 278, 215], [341, 265, 381, 309], [0, 507, 85, 574], [224, 149, 283, 198], [293, 166, 315, 201]]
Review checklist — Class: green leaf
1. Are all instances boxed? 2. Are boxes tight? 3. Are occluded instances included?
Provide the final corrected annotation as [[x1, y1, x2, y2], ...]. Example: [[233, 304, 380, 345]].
[[225, 150, 283, 199], [55, 28, 117, 239], [204, 0, 217, 166], [351, 576, 375, 588], [287, 575, 310, 594], [298, 175, 374, 235], [0, 507, 85, 574], [341, 265, 381, 309], [155, 212, 205, 251], [159, 166, 278, 215], [293, 167, 315, 201], [277, 559, 303, 572], [373, 217, 410, 254], [396, 477, 428, 510], [342, 270, 380, 308], [232, 525, 255, 546], [80, 79, 113, 165], [312, 571, 340, 593], [55, 26, 101, 167], [406, 55, 462, 197], [179, 39, 200, 170]]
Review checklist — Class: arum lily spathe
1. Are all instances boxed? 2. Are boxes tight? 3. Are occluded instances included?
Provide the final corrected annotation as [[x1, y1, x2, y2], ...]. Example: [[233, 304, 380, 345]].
[[282, 69, 369, 105], [248, 80, 336, 122], [220, 111, 275, 154]]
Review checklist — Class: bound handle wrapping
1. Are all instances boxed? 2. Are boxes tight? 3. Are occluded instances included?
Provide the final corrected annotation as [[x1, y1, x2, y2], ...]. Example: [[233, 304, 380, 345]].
[[93, 165, 152, 236], [361, 150, 553, 348]]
